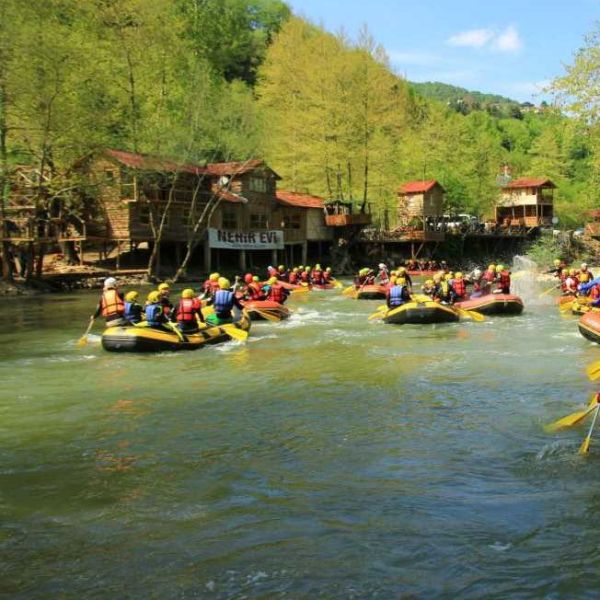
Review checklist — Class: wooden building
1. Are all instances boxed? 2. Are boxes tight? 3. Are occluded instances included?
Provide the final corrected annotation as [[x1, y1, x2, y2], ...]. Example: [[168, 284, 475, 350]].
[[396, 180, 445, 242], [496, 178, 555, 228], [75, 149, 333, 272]]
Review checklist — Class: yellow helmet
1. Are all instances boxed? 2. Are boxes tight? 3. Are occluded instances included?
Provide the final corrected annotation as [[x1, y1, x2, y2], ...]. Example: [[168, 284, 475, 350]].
[[147, 290, 160, 303], [268, 276, 278, 285], [326, 267, 332, 272], [433, 273, 442, 282], [554, 259, 561, 266], [315, 264, 321, 269], [218, 277, 230, 290], [496, 264, 504, 272], [209, 272, 220, 282], [455, 272, 463, 279], [252, 275, 260, 282], [488, 264, 496, 271], [292, 268, 299, 273], [298, 265, 304, 271], [390, 276, 397, 285], [444, 273, 453, 281], [425, 279, 434, 286], [158, 282, 170, 292], [278, 265, 285, 271], [390, 270, 397, 277], [569, 268, 577, 276], [305, 266, 311, 272], [182, 288, 195, 299], [398, 267, 406, 274], [125, 291, 138, 302]]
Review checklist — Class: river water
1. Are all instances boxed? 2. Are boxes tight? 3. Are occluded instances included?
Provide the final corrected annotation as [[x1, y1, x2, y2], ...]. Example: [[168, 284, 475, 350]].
[[2, 270, 600, 598]]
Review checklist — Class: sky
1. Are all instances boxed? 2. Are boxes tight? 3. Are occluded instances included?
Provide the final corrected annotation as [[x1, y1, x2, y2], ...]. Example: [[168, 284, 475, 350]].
[[287, 0, 598, 102]]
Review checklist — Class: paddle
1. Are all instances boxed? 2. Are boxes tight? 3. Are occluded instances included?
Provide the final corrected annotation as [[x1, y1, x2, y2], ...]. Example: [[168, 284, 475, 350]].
[[454, 306, 485, 322], [539, 285, 558, 298], [77, 317, 95, 346], [332, 279, 343, 289], [559, 299, 575, 312], [545, 395, 600, 432], [342, 285, 356, 296], [291, 287, 310, 295], [166, 321, 185, 342], [586, 360, 600, 382], [368, 309, 387, 320], [221, 323, 248, 342], [580, 403, 600, 454]]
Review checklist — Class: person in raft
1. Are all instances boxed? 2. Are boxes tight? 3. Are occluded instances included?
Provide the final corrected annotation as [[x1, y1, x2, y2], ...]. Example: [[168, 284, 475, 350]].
[[157, 282, 173, 318], [433, 272, 454, 304], [92, 277, 125, 327], [451, 272, 468, 301], [262, 276, 290, 304], [174, 288, 204, 334], [480, 264, 497, 295], [202, 272, 220, 299], [123, 291, 144, 324], [422, 278, 436, 298], [579, 263, 594, 285], [493, 264, 511, 294], [144, 290, 171, 330], [205, 277, 244, 325], [386, 276, 411, 309], [547, 258, 566, 279], [378, 263, 390, 285]]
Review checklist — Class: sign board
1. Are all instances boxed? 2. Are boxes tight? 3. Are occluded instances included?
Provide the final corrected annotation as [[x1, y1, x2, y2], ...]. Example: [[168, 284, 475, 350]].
[[207, 228, 284, 250]]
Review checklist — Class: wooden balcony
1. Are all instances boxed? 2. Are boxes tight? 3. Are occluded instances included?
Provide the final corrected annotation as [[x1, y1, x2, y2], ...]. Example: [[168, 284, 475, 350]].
[[325, 213, 372, 227]]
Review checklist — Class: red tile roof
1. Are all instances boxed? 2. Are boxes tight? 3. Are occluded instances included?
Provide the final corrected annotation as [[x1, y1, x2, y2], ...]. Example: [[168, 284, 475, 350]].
[[276, 190, 325, 209], [104, 149, 208, 175], [399, 180, 442, 194], [503, 178, 556, 189]]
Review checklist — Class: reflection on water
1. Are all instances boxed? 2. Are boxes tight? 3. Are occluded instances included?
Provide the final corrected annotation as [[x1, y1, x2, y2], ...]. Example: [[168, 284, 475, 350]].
[[2, 280, 600, 598]]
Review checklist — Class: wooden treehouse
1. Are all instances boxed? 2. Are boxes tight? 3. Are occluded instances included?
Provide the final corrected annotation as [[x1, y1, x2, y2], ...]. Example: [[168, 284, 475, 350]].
[[324, 200, 372, 227], [496, 178, 555, 229]]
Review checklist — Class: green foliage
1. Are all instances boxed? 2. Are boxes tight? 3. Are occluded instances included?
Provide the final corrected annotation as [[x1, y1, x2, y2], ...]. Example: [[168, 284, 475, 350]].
[[526, 233, 567, 268]]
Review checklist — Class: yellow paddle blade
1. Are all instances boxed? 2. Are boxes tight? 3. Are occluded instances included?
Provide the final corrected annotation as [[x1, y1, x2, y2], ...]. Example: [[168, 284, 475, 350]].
[[342, 285, 356, 296], [559, 300, 574, 312], [368, 310, 386, 320], [544, 405, 597, 432], [76, 335, 88, 347], [222, 324, 248, 342], [333, 280, 343, 288], [586, 360, 600, 382], [377, 304, 387, 311], [291, 287, 310, 294], [455, 307, 485, 322], [538, 286, 557, 298], [579, 404, 600, 455]]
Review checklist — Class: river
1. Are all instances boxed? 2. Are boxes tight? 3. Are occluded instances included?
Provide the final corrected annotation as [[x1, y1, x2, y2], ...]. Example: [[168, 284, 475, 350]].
[[2, 269, 600, 598]]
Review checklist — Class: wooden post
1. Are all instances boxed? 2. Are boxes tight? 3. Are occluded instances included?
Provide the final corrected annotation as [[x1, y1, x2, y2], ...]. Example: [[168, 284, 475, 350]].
[[271, 248, 278, 267], [240, 249, 247, 271], [116, 240, 122, 270], [302, 242, 307, 266], [203, 238, 211, 274], [79, 240, 84, 266]]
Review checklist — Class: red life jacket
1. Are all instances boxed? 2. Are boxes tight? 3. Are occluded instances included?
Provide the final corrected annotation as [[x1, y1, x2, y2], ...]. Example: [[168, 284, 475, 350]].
[[483, 270, 495, 282], [247, 282, 263, 300], [378, 269, 389, 283], [100, 289, 124, 317], [176, 298, 201, 322], [203, 279, 219, 294], [289, 272, 299, 284], [311, 269, 322, 283], [268, 283, 285, 303], [452, 279, 466, 298], [498, 271, 511, 290], [591, 285, 600, 300]]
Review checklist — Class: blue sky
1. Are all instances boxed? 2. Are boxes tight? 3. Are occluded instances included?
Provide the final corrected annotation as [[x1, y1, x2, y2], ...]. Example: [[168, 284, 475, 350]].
[[287, 0, 598, 102]]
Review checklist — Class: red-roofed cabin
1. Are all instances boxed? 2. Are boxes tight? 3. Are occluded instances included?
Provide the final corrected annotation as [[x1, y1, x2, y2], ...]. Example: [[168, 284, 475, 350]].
[[274, 191, 333, 264], [396, 180, 445, 241], [496, 178, 555, 228]]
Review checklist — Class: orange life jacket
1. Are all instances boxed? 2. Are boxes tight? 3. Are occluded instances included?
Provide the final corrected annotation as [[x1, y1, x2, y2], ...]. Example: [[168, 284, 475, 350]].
[[100, 289, 124, 317], [268, 283, 286, 304]]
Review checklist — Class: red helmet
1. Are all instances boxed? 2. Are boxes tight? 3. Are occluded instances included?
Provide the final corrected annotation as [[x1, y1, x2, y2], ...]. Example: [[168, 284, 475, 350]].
[[244, 273, 253, 284]]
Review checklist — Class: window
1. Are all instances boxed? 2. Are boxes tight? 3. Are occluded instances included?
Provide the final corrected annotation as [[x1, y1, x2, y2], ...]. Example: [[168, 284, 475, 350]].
[[104, 169, 116, 183], [222, 211, 237, 229], [249, 177, 267, 193], [139, 205, 150, 225], [283, 214, 301, 230], [250, 213, 268, 229]]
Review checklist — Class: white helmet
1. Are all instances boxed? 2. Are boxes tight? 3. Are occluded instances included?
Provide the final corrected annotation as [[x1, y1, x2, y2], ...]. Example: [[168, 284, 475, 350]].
[[378, 263, 386, 269], [104, 277, 117, 289], [581, 263, 588, 269], [473, 268, 482, 278]]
